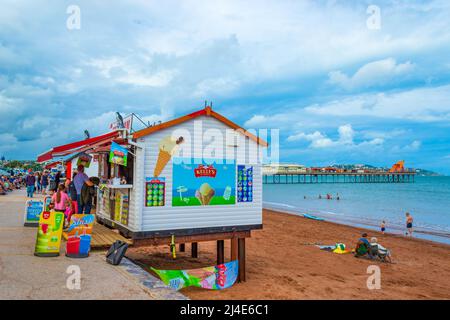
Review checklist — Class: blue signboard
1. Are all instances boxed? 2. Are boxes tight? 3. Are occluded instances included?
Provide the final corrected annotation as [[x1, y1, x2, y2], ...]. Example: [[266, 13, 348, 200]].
[[24, 200, 44, 227]]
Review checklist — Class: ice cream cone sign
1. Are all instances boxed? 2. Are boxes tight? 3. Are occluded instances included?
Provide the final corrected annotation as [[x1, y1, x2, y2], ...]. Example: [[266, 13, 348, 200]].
[[154, 136, 184, 177], [195, 183, 215, 205]]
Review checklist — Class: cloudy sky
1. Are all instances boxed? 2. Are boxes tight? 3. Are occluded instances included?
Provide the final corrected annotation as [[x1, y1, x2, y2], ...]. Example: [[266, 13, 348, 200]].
[[1, 0, 450, 174]]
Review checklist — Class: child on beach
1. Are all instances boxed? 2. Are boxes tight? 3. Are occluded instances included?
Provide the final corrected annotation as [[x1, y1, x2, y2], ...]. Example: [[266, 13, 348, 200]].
[[405, 212, 413, 237], [381, 220, 386, 234]]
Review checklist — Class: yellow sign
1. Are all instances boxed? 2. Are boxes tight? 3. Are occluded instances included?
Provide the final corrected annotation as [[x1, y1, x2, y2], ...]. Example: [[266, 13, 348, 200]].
[[34, 211, 64, 257]]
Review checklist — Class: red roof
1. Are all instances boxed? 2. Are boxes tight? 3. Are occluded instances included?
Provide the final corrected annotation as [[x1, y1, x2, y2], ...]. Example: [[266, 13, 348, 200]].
[[37, 131, 122, 163], [133, 106, 268, 147]]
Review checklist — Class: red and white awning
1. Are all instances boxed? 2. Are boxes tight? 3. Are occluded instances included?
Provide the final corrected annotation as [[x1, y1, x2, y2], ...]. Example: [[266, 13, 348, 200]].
[[37, 130, 125, 163]]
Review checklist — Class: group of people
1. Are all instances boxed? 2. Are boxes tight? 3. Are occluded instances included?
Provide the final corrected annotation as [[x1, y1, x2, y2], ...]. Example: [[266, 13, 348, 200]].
[[353, 212, 415, 263], [17, 165, 98, 228], [318, 193, 340, 200], [303, 193, 341, 200], [24, 170, 55, 198], [354, 233, 392, 262], [48, 165, 98, 228], [380, 212, 414, 237], [0, 175, 23, 195]]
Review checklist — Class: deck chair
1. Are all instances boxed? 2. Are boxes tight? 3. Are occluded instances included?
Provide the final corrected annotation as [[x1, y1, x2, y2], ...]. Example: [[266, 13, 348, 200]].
[[369, 244, 391, 263]]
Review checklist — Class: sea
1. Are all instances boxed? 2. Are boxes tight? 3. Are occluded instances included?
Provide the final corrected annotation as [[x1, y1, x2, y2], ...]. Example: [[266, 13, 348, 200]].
[[263, 176, 450, 244]]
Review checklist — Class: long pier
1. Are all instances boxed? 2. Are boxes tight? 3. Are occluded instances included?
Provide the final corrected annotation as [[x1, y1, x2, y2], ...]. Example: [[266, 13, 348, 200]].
[[263, 172, 416, 184]]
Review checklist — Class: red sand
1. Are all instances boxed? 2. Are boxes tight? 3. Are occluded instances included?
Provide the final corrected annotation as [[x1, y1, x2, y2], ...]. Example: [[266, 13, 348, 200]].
[[127, 209, 450, 299]]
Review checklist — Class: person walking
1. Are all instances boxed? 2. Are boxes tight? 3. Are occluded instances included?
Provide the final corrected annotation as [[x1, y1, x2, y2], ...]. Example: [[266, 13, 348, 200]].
[[25, 172, 36, 198], [73, 165, 93, 211], [53, 171, 61, 192], [35, 172, 42, 193], [405, 212, 414, 237], [41, 171, 49, 195]]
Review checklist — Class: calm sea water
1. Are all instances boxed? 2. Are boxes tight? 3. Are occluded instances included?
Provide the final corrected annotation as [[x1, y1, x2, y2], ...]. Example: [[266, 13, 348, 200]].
[[263, 176, 450, 244]]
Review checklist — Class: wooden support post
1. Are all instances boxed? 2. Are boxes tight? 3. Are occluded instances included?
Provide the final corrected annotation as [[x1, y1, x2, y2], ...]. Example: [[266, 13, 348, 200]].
[[179, 243, 185, 252], [238, 238, 246, 282], [217, 240, 224, 265], [231, 237, 238, 261], [191, 242, 198, 258]]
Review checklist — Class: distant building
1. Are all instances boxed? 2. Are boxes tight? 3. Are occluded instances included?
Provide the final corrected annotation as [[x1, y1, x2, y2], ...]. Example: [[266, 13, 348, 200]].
[[263, 163, 306, 174]]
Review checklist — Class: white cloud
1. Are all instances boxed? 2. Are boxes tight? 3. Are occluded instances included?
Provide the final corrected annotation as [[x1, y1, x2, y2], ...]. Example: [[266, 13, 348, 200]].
[[287, 124, 384, 149], [404, 140, 422, 151], [87, 57, 177, 87], [391, 140, 421, 153], [304, 84, 450, 121], [328, 58, 414, 90]]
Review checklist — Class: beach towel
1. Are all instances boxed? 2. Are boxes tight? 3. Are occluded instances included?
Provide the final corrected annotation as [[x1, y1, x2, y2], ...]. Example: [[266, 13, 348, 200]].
[[319, 243, 352, 254]]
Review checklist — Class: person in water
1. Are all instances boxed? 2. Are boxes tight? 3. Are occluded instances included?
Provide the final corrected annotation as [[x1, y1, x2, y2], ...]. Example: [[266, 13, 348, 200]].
[[405, 212, 413, 237], [318, 194, 322, 199], [381, 220, 386, 234]]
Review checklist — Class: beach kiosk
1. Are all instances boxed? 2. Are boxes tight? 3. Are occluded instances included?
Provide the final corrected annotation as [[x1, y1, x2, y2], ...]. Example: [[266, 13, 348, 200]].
[[38, 106, 267, 280]]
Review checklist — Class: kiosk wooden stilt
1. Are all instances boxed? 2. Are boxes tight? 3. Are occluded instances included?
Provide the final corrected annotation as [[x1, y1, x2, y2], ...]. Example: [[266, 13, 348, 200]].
[[217, 240, 224, 265], [191, 242, 198, 258], [238, 238, 246, 282]]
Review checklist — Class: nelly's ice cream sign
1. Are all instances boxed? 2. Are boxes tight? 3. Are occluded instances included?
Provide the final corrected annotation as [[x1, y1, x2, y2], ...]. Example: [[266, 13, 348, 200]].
[[194, 164, 217, 178], [172, 158, 236, 206]]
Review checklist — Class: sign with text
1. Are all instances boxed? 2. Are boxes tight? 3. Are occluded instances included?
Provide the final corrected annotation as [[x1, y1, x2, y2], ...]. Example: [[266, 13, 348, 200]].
[[24, 200, 43, 227], [65, 214, 95, 258], [34, 211, 64, 257], [172, 158, 235, 206]]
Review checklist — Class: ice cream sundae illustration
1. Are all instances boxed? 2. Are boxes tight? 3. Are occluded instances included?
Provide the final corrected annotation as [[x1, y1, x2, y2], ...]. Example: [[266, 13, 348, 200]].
[[195, 183, 215, 205], [154, 136, 184, 177]]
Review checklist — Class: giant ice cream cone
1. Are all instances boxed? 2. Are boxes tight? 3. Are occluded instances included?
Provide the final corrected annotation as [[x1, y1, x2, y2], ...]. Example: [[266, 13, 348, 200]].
[[154, 150, 171, 177], [153, 135, 184, 177]]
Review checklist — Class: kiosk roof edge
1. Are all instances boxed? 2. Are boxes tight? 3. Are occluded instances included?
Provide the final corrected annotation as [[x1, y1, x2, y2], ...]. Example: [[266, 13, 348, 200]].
[[132, 106, 269, 147]]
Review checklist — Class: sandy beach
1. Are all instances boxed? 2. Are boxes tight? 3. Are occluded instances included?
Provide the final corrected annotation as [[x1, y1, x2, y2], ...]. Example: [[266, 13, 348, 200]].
[[128, 209, 450, 300]]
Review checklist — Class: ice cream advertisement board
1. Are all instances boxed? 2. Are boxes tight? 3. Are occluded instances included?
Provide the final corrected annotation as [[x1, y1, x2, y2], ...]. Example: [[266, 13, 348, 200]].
[[172, 158, 236, 206], [65, 214, 95, 258], [34, 211, 64, 257], [145, 177, 165, 207], [109, 141, 128, 166], [24, 200, 43, 227], [77, 152, 92, 168], [237, 165, 253, 202]]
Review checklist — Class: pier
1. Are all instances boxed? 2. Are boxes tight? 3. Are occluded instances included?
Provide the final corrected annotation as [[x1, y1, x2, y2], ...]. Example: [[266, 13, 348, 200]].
[[263, 172, 416, 184]]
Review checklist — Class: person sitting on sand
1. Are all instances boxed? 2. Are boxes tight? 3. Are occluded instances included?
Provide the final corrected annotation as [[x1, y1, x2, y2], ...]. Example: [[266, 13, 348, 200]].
[[354, 233, 370, 257], [405, 212, 413, 237], [369, 237, 392, 263]]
